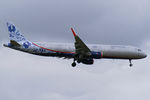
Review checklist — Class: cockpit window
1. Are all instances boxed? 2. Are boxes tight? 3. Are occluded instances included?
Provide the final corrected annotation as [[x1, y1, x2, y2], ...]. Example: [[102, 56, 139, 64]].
[[138, 49, 142, 51]]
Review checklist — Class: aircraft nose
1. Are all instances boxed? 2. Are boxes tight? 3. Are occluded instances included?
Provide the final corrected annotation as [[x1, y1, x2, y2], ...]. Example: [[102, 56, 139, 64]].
[[140, 52, 147, 58]]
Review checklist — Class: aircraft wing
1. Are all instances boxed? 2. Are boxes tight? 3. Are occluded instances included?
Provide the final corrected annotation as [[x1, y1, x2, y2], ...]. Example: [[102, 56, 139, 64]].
[[71, 28, 92, 57]]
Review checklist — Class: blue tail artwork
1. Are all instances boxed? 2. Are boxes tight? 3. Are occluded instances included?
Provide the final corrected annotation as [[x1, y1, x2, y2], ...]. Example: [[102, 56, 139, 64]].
[[7, 22, 31, 48]]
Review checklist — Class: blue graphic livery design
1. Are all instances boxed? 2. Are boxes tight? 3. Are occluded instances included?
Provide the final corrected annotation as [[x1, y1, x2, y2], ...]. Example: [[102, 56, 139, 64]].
[[9, 33, 14, 38], [8, 23, 26, 42], [23, 41, 31, 48], [8, 25, 16, 32], [16, 31, 20, 36], [8, 43, 12, 47]]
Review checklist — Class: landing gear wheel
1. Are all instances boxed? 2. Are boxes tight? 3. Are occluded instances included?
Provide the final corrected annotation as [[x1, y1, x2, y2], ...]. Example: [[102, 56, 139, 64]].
[[129, 63, 133, 67], [72, 62, 76, 67], [129, 59, 133, 67], [77, 60, 81, 63]]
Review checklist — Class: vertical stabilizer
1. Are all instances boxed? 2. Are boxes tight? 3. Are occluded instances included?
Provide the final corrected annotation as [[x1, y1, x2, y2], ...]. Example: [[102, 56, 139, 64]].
[[6, 22, 31, 48], [7, 22, 26, 42]]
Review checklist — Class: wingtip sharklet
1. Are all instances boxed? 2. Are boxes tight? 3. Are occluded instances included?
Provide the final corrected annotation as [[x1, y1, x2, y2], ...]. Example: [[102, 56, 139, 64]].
[[71, 28, 77, 37]]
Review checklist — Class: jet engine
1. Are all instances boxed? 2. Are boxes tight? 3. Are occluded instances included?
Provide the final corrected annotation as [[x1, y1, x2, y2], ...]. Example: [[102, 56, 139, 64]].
[[81, 58, 94, 65]]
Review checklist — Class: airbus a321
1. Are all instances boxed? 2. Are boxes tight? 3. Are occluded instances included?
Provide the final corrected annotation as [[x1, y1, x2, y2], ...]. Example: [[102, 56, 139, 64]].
[[3, 22, 147, 67]]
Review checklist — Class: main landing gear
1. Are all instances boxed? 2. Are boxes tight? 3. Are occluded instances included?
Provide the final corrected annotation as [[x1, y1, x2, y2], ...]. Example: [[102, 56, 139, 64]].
[[129, 59, 133, 67], [72, 58, 81, 67]]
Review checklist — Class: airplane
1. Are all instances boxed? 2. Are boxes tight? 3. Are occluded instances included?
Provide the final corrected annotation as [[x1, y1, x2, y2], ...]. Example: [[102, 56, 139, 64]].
[[3, 22, 147, 67]]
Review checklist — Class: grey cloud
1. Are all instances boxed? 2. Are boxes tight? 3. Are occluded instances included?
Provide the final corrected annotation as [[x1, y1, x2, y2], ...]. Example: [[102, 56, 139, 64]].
[[0, 0, 150, 100], [1, 0, 150, 45], [0, 41, 150, 100]]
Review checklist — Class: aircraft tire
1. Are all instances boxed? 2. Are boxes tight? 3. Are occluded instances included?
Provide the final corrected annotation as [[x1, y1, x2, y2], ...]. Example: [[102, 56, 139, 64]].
[[77, 60, 81, 63], [72, 62, 76, 67], [129, 64, 133, 67]]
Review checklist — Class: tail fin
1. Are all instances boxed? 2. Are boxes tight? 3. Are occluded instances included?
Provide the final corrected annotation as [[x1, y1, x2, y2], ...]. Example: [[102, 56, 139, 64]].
[[6, 22, 31, 48], [7, 22, 27, 42]]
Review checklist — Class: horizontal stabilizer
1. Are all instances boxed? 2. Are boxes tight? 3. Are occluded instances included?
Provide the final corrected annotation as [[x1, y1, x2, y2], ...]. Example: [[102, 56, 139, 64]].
[[10, 40, 21, 47]]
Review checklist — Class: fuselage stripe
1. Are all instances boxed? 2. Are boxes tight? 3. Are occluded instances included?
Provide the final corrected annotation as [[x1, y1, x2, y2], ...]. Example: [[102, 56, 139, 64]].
[[32, 42, 75, 54]]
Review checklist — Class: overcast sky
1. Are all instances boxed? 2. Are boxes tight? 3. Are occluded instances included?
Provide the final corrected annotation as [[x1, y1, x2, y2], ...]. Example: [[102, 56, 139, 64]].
[[0, 0, 150, 100]]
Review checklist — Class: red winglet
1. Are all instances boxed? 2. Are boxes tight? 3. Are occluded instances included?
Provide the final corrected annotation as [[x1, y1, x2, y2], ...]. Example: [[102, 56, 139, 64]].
[[71, 28, 76, 37]]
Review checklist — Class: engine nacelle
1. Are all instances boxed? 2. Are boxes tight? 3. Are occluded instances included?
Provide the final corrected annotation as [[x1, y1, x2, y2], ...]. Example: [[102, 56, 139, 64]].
[[81, 58, 94, 65], [91, 52, 102, 59]]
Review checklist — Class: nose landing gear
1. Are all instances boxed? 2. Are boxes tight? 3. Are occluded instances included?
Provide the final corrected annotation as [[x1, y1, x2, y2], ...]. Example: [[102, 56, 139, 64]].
[[129, 59, 133, 67], [72, 59, 77, 67]]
